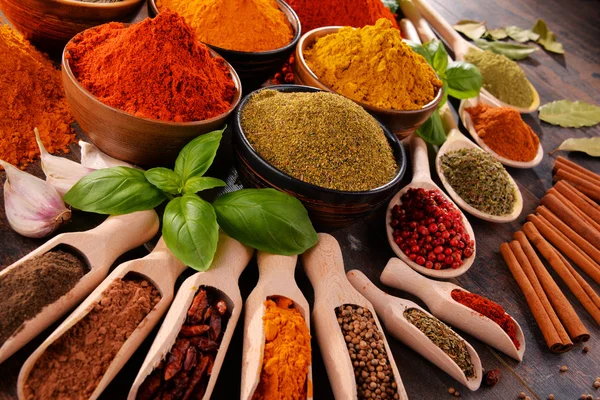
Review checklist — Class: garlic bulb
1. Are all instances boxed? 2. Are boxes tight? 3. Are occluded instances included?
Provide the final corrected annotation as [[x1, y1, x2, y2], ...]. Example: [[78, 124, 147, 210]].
[[35, 128, 93, 196], [79, 140, 135, 169], [1, 160, 71, 238]]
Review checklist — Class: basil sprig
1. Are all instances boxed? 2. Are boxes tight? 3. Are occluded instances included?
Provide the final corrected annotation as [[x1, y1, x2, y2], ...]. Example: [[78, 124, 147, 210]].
[[65, 128, 318, 271]]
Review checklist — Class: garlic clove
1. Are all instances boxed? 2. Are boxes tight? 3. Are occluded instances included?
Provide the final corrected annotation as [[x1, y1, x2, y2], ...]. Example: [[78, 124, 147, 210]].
[[1, 159, 71, 238], [35, 128, 93, 196], [79, 140, 135, 169]]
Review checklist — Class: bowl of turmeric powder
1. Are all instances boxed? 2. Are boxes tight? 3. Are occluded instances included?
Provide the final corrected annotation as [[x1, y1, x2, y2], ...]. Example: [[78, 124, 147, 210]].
[[294, 21, 443, 138]]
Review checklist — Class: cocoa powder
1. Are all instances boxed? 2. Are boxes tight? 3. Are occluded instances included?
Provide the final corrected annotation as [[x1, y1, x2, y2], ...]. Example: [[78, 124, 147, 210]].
[[24, 275, 161, 399], [0, 249, 88, 345]]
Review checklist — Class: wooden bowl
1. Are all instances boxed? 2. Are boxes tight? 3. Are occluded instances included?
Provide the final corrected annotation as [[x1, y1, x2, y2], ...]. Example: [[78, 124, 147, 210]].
[[61, 41, 242, 167], [0, 0, 143, 51], [233, 85, 407, 230], [148, 0, 301, 91], [293, 26, 443, 139]]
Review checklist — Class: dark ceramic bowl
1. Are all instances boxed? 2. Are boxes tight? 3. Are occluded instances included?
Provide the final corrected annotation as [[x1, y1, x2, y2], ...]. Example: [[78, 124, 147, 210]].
[[148, 0, 301, 91], [233, 85, 407, 230]]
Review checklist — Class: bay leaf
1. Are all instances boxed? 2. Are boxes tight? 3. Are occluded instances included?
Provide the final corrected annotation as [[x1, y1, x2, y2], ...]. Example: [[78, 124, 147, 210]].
[[539, 100, 600, 128], [474, 39, 538, 60], [532, 19, 564, 54], [551, 138, 600, 157], [504, 25, 540, 43], [487, 28, 507, 40], [453, 20, 487, 40]]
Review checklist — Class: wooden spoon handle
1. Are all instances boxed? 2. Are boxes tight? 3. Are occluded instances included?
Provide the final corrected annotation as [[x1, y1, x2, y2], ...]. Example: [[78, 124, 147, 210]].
[[410, 135, 432, 182], [347, 270, 391, 313], [301, 233, 349, 294], [212, 231, 255, 281], [399, 1, 438, 42], [257, 252, 298, 282], [381, 258, 439, 302], [412, 0, 465, 51]]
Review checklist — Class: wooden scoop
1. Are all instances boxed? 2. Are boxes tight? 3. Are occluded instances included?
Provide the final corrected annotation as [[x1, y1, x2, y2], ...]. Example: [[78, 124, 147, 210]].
[[18, 234, 187, 400], [301, 233, 408, 400], [347, 269, 483, 390], [128, 232, 254, 400], [241, 252, 312, 400], [386, 134, 476, 278], [381, 257, 525, 361], [0, 209, 159, 364]]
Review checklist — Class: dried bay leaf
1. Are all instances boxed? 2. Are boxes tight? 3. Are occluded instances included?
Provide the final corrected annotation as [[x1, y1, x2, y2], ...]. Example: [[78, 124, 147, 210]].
[[504, 25, 540, 43], [539, 100, 600, 128], [474, 39, 538, 60], [453, 20, 487, 40], [487, 28, 508, 40], [551, 138, 600, 157], [532, 19, 564, 54]]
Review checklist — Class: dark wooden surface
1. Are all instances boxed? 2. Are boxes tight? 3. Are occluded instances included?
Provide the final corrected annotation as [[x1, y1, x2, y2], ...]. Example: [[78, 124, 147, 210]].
[[1, 0, 599, 399]]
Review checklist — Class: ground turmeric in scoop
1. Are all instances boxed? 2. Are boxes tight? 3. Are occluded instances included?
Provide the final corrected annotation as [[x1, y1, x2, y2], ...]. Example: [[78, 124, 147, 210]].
[[305, 19, 442, 111], [252, 297, 311, 400]]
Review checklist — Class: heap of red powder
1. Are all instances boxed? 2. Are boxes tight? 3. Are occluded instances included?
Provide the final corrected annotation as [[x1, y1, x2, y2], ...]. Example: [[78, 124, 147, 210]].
[[65, 11, 236, 123]]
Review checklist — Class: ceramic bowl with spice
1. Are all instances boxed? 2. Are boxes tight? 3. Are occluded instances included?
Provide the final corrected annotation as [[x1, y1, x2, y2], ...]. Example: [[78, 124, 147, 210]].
[[233, 85, 407, 230], [293, 25, 443, 139], [0, 0, 143, 51]]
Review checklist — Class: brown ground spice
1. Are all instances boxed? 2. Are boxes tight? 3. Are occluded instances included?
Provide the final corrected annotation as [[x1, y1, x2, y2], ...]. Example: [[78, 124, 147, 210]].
[[24, 276, 161, 399], [0, 250, 88, 346]]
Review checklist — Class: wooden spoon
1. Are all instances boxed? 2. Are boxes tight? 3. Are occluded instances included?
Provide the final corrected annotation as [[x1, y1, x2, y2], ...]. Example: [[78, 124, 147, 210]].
[[301, 233, 408, 400], [386, 134, 476, 278], [18, 234, 187, 399], [381, 257, 525, 361], [0, 209, 159, 364], [347, 269, 483, 390], [241, 253, 312, 400], [128, 232, 254, 400]]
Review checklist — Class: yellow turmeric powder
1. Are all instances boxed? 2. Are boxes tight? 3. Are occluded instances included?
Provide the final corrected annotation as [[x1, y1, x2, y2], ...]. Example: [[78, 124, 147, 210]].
[[252, 297, 312, 400], [156, 0, 293, 52], [304, 19, 442, 111]]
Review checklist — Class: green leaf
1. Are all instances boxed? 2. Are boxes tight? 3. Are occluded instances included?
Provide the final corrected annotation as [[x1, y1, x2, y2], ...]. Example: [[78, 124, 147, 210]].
[[453, 20, 487, 40], [213, 188, 317, 255], [424, 39, 448, 76], [445, 61, 483, 99], [163, 195, 219, 271], [183, 176, 226, 194], [532, 19, 564, 54], [64, 167, 166, 214], [438, 80, 449, 109], [406, 40, 431, 65], [380, 0, 398, 13], [539, 100, 600, 128], [416, 111, 446, 146], [474, 38, 538, 60], [504, 26, 539, 43], [486, 28, 507, 40], [174, 128, 224, 182], [550, 138, 600, 157], [144, 168, 182, 195]]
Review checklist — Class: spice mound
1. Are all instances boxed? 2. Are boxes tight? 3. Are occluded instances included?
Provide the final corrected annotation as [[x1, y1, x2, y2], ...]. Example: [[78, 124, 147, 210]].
[[252, 296, 311, 400], [241, 89, 397, 191], [0, 25, 75, 168], [304, 19, 442, 111], [24, 275, 161, 400], [404, 308, 475, 378], [157, 0, 293, 52], [464, 49, 533, 109], [390, 188, 474, 270], [451, 289, 520, 349], [65, 11, 236, 123], [440, 148, 516, 216], [0, 250, 87, 346], [466, 103, 540, 162], [336, 305, 400, 400], [137, 287, 229, 400]]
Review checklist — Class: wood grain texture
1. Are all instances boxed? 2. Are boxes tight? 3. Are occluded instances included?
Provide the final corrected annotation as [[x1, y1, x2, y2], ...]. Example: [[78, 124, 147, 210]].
[[0, 0, 599, 399]]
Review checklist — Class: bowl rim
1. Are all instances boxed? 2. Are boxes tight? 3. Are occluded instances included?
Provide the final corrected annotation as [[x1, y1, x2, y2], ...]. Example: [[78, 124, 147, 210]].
[[61, 33, 242, 127], [296, 26, 443, 115], [234, 84, 407, 196], [148, 0, 301, 56], [48, 0, 143, 9]]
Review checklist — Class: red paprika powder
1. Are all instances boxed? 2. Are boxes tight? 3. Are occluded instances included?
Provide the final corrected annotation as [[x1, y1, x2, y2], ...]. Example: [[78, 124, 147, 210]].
[[451, 289, 520, 349]]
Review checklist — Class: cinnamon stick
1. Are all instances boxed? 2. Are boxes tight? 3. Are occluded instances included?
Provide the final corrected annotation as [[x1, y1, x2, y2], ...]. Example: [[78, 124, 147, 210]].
[[554, 168, 600, 202], [555, 181, 600, 224], [558, 179, 600, 212], [500, 243, 567, 352], [514, 231, 589, 343], [509, 240, 572, 351], [547, 188, 600, 233], [554, 156, 600, 184], [541, 194, 600, 249], [554, 250, 600, 311]]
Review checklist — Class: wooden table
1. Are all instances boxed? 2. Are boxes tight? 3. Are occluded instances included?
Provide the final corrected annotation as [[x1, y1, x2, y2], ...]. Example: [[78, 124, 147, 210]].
[[1, 0, 599, 399]]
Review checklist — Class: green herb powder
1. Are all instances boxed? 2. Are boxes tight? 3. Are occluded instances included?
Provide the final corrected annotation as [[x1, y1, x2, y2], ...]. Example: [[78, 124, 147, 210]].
[[241, 90, 397, 191], [464, 48, 533, 108], [440, 148, 516, 216]]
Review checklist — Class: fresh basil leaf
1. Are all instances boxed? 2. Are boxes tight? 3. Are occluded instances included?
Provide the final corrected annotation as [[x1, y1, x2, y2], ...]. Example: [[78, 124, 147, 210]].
[[163, 194, 219, 272], [381, 0, 398, 13], [438, 80, 449, 109], [64, 167, 166, 214], [474, 39, 538, 60], [445, 61, 483, 99], [416, 110, 446, 146], [175, 128, 224, 182], [486, 28, 508, 40], [550, 138, 600, 157], [213, 188, 317, 255], [144, 167, 182, 195], [184, 176, 226, 194], [504, 26, 539, 43], [539, 100, 600, 128], [453, 20, 487, 41], [405, 40, 431, 65], [532, 19, 564, 54], [424, 39, 448, 76]]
